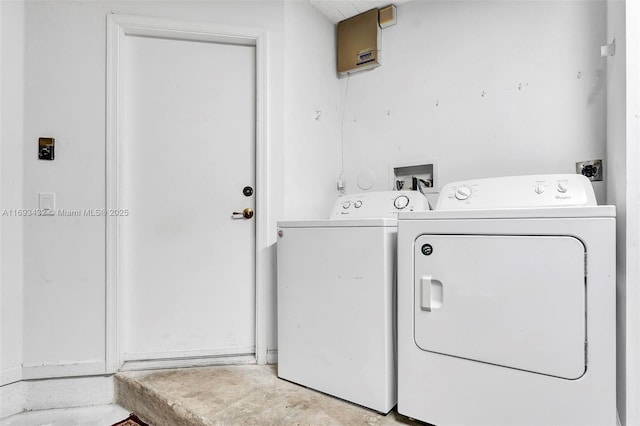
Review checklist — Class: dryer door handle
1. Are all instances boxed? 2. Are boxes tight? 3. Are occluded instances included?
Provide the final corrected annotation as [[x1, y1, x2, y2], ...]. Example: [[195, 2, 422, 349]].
[[421, 276, 433, 311], [420, 276, 443, 312]]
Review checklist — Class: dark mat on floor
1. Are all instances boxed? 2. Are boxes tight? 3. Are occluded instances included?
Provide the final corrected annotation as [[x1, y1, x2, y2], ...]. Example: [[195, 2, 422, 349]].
[[111, 413, 149, 426]]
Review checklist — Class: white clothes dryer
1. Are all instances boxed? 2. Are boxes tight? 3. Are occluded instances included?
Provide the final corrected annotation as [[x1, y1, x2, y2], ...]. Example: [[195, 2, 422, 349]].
[[277, 191, 428, 414], [397, 175, 616, 425]]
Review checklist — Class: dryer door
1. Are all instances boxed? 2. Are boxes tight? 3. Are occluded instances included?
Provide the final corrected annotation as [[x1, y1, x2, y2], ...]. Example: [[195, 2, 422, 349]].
[[414, 234, 586, 379]]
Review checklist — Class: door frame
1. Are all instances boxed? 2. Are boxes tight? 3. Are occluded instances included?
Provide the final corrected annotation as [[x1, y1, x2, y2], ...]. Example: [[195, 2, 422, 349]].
[[105, 14, 269, 372]]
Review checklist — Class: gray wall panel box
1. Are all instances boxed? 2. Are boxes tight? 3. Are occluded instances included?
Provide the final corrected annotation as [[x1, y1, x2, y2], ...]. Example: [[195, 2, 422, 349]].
[[337, 9, 381, 76]]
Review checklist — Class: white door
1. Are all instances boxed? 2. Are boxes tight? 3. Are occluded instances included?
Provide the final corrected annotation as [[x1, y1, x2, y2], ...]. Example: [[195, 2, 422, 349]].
[[413, 234, 586, 379], [119, 35, 256, 362]]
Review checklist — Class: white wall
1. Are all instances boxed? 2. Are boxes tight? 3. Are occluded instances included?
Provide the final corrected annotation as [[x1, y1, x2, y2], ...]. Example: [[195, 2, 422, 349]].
[[621, 0, 640, 423], [0, 0, 25, 388], [283, 2, 342, 220], [607, 0, 640, 423], [22, 0, 284, 378], [606, 0, 627, 423], [340, 0, 607, 204]]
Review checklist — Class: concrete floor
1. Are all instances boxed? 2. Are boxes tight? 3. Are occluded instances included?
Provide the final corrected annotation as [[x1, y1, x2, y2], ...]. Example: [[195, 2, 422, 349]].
[[116, 364, 426, 426]]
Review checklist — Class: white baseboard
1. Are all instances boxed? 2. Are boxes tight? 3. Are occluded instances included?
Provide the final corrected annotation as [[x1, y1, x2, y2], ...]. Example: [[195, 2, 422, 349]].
[[24, 375, 115, 411], [2, 349, 264, 418], [121, 346, 255, 362], [1, 370, 114, 419], [0, 366, 22, 386], [267, 349, 278, 364], [0, 381, 26, 419], [120, 350, 256, 371], [21, 360, 106, 380]]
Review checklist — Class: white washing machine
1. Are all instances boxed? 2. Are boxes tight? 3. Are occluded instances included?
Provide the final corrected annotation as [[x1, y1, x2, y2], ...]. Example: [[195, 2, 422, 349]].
[[397, 174, 616, 425], [277, 191, 428, 413]]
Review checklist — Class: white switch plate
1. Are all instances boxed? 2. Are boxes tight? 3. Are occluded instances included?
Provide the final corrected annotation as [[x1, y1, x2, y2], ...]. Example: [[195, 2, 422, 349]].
[[39, 192, 55, 215]]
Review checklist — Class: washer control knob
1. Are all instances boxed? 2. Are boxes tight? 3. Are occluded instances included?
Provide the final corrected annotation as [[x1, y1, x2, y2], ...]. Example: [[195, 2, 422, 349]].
[[394, 195, 410, 210], [557, 182, 568, 193], [354, 200, 363, 208], [455, 186, 472, 200], [342, 201, 351, 209], [535, 184, 545, 194]]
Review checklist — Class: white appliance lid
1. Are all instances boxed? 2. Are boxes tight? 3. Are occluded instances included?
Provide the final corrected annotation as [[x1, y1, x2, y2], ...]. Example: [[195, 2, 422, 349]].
[[278, 218, 397, 228], [399, 205, 615, 220]]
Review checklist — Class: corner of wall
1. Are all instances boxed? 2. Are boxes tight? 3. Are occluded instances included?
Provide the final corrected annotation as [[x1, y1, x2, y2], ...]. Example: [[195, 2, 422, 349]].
[[0, 0, 25, 389], [283, 1, 342, 220], [623, 1, 640, 424]]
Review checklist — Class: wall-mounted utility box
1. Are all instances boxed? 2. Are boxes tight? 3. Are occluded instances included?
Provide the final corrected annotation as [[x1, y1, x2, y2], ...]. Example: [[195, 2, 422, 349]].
[[391, 161, 438, 194], [337, 9, 381, 76], [38, 137, 55, 160], [378, 5, 397, 29]]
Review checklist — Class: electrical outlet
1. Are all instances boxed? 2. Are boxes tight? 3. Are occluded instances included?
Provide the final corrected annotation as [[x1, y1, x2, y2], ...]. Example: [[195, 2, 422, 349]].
[[576, 159, 603, 181]]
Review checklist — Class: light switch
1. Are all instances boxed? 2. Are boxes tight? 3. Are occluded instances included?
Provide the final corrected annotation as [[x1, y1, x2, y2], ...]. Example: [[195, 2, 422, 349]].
[[39, 193, 55, 215]]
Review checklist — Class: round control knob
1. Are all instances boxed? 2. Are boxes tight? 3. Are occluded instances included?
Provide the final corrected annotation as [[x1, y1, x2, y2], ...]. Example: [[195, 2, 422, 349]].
[[534, 184, 545, 194], [354, 200, 362, 208], [557, 182, 568, 193], [455, 186, 472, 200], [342, 201, 351, 209], [394, 195, 410, 210]]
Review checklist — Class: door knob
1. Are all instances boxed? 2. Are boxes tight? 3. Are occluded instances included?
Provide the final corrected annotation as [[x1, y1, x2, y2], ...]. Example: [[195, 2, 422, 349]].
[[232, 208, 254, 219]]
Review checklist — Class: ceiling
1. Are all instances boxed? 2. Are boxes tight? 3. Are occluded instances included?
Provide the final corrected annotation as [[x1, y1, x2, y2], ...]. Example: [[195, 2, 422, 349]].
[[309, 0, 410, 24]]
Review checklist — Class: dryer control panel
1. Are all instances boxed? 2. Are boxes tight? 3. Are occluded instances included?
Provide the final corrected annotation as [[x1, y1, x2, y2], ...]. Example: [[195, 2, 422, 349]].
[[330, 191, 428, 219], [436, 174, 597, 210]]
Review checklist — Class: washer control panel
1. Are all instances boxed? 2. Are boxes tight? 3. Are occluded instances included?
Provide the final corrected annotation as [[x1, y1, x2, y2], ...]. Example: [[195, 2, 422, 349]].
[[330, 191, 429, 219], [436, 174, 597, 210]]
